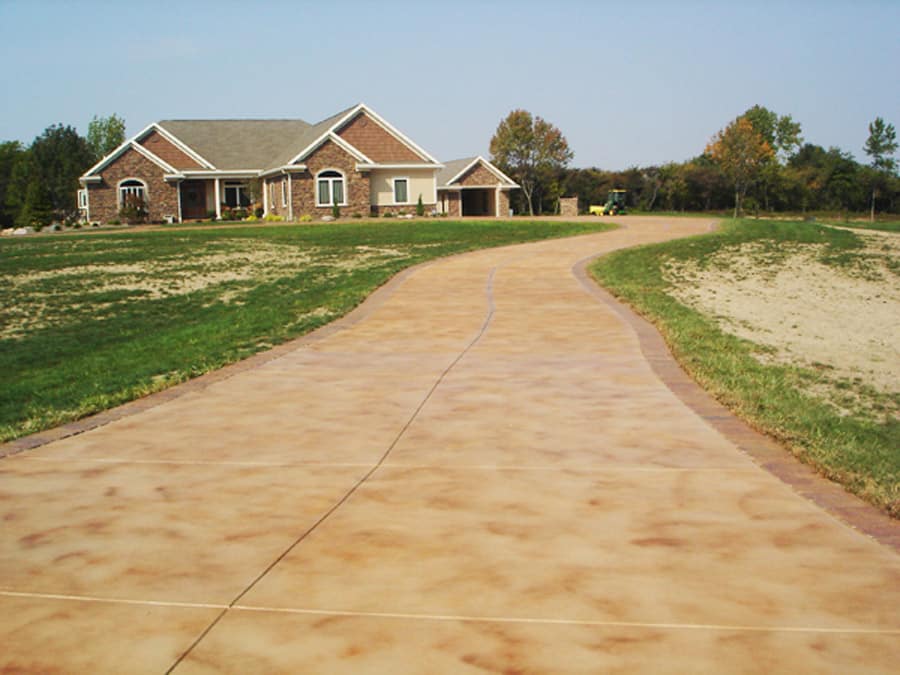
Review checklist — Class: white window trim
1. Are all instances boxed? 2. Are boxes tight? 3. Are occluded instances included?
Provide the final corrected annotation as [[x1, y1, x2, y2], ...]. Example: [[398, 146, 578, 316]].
[[315, 169, 348, 207], [391, 176, 410, 205], [77, 188, 88, 209], [281, 179, 287, 207], [117, 178, 148, 208], [223, 181, 250, 208]]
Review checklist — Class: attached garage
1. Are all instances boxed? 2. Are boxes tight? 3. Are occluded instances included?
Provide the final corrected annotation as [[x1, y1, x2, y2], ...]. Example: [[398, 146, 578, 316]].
[[437, 157, 518, 217]]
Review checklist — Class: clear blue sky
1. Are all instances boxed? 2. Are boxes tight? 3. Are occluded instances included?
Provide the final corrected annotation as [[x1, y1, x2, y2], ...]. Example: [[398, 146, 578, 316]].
[[1, 0, 897, 169]]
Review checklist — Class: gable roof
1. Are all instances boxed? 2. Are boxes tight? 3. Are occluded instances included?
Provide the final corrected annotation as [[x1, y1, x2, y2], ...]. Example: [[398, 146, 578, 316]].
[[288, 104, 440, 166], [82, 104, 443, 179], [437, 156, 518, 188]]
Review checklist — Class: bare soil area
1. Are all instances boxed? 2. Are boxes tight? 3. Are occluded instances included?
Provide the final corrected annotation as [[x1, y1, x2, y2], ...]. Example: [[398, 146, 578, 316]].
[[664, 229, 899, 416]]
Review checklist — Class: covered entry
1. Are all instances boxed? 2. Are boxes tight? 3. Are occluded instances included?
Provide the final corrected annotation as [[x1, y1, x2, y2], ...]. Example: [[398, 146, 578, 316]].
[[461, 188, 495, 216]]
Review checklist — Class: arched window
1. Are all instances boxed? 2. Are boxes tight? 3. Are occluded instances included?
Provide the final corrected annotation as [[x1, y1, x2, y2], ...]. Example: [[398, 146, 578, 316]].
[[118, 179, 147, 207], [316, 170, 345, 207]]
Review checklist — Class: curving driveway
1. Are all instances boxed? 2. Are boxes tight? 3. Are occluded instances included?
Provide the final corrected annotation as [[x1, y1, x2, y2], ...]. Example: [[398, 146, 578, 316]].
[[2, 218, 898, 673]]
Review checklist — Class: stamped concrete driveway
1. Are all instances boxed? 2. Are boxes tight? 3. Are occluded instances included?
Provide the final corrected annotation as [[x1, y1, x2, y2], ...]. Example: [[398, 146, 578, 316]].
[[2, 218, 898, 673]]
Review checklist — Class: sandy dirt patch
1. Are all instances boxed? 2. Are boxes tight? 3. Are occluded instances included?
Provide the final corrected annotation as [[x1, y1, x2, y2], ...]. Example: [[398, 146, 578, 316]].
[[664, 231, 899, 411]]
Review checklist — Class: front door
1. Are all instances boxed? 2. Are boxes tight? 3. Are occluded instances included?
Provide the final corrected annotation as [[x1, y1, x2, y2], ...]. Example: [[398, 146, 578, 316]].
[[180, 181, 207, 220]]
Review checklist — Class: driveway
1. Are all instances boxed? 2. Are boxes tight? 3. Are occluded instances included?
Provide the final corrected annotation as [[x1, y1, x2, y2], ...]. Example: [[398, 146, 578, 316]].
[[2, 218, 898, 673]]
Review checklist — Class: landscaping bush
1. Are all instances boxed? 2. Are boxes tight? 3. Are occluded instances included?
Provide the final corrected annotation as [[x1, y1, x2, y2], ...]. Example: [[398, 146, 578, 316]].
[[416, 194, 425, 217], [118, 194, 147, 224]]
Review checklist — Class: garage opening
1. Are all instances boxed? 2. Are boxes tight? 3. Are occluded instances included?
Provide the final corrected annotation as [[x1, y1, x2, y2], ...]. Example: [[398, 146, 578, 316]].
[[461, 189, 495, 217]]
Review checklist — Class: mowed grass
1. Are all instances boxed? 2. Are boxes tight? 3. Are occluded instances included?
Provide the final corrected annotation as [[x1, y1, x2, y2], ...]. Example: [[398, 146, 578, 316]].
[[1, 219, 612, 442], [591, 219, 899, 516]]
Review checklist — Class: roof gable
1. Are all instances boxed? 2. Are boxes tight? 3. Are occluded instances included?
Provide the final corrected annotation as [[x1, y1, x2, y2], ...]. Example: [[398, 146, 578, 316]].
[[139, 130, 204, 170], [437, 156, 518, 188], [336, 111, 426, 163]]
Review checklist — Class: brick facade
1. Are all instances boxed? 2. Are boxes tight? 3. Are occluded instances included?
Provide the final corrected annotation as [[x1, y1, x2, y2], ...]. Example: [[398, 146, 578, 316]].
[[86, 147, 179, 223], [336, 112, 422, 163], [139, 131, 204, 170], [290, 140, 371, 218], [559, 197, 578, 217]]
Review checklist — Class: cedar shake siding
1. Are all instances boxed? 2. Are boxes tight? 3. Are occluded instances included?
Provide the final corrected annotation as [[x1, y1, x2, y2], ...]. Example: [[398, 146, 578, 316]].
[[87, 147, 179, 223], [291, 140, 371, 218], [138, 131, 204, 170], [336, 113, 423, 163]]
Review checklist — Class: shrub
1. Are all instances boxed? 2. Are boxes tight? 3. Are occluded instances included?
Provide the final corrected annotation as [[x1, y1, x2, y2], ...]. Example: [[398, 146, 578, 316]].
[[233, 208, 248, 220], [416, 194, 424, 217], [263, 213, 284, 222], [352, 212, 362, 218], [119, 193, 148, 224], [331, 196, 340, 219], [383, 211, 395, 218], [298, 214, 312, 223], [206, 210, 217, 221], [108, 219, 121, 225], [245, 214, 258, 222], [254, 206, 264, 218]]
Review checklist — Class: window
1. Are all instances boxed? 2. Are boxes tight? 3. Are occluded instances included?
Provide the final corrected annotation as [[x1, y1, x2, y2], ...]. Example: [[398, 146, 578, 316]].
[[78, 189, 88, 209], [316, 170, 345, 206], [281, 180, 287, 207], [269, 182, 275, 210], [393, 178, 409, 204], [118, 179, 146, 206], [223, 181, 250, 208]]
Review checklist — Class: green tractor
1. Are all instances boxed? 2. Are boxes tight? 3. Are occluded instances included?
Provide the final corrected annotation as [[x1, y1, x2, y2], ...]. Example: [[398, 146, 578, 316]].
[[602, 189, 627, 215], [588, 189, 628, 216]]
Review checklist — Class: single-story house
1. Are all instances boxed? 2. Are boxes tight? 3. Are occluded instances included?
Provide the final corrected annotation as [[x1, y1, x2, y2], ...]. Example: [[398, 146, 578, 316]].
[[78, 104, 518, 223]]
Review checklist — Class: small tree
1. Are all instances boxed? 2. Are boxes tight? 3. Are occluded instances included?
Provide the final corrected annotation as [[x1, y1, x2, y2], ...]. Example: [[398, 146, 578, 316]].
[[490, 109, 573, 216], [863, 117, 898, 221], [87, 114, 126, 161], [416, 193, 424, 216], [332, 192, 340, 219], [706, 117, 774, 217]]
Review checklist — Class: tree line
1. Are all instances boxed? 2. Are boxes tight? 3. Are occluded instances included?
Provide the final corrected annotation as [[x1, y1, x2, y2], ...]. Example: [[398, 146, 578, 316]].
[[0, 115, 124, 229], [490, 106, 899, 219]]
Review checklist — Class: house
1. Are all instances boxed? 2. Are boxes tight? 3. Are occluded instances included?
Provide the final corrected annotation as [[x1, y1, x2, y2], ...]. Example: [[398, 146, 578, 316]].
[[78, 104, 518, 223]]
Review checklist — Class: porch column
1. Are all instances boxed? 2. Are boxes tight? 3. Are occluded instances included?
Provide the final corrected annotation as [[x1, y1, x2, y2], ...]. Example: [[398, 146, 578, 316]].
[[176, 180, 183, 223], [287, 173, 293, 221], [214, 178, 222, 220], [495, 186, 501, 217]]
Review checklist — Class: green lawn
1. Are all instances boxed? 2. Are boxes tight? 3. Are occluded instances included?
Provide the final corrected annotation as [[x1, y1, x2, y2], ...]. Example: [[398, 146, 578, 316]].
[[1, 219, 611, 442], [591, 219, 899, 516]]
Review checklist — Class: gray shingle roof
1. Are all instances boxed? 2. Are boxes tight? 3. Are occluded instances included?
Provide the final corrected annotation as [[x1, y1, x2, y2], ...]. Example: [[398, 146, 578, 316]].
[[158, 105, 358, 171], [437, 157, 477, 187]]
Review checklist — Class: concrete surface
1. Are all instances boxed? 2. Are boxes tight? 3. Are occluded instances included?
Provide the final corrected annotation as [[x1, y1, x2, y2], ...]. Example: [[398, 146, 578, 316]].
[[1, 218, 898, 673]]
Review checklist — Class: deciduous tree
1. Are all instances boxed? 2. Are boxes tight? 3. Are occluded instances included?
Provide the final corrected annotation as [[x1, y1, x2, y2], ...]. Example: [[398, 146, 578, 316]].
[[863, 117, 898, 221], [706, 117, 774, 217], [490, 110, 573, 216], [87, 113, 126, 162]]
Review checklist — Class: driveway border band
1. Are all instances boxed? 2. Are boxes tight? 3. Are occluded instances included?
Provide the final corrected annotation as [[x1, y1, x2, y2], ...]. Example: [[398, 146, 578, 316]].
[[573, 255, 899, 554]]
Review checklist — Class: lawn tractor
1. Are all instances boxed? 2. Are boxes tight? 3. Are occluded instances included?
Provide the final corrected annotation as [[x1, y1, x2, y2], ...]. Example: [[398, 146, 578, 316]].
[[589, 189, 628, 216]]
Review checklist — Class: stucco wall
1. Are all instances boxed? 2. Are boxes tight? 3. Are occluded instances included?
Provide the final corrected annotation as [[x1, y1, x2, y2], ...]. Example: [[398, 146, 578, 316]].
[[369, 169, 437, 207]]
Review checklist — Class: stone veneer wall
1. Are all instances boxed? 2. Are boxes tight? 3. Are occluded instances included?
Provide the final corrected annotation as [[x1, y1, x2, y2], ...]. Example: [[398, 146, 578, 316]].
[[498, 190, 511, 218], [87, 147, 179, 223], [457, 163, 501, 187], [290, 140, 371, 218], [559, 197, 578, 217]]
